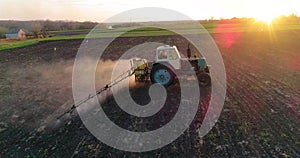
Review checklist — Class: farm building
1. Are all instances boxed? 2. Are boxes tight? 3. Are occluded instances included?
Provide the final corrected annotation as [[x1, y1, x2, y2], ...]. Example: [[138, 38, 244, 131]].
[[5, 29, 26, 39], [107, 25, 113, 29]]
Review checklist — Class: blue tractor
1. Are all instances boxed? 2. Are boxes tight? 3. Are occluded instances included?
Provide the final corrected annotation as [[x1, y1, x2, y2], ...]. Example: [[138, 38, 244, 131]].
[[131, 45, 211, 87]]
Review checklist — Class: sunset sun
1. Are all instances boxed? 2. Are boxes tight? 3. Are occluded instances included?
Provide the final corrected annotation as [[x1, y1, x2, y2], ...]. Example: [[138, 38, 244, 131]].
[[255, 15, 277, 25], [251, 0, 284, 25]]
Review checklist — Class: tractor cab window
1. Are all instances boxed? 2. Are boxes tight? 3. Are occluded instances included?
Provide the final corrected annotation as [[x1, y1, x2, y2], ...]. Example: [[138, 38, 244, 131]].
[[158, 50, 168, 59], [169, 50, 178, 60]]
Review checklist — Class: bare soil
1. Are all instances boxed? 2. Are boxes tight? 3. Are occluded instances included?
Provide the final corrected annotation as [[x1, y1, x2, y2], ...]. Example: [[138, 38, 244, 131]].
[[0, 31, 299, 157]]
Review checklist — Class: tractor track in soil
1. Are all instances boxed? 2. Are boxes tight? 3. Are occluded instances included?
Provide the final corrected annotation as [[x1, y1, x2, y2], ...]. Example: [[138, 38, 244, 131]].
[[225, 47, 300, 114], [229, 49, 299, 114], [221, 39, 300, 156], [225, 61, 299, 156]]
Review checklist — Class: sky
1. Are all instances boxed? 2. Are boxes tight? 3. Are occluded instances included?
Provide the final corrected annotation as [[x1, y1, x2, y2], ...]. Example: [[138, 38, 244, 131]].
[[0, 0, 299, 22]]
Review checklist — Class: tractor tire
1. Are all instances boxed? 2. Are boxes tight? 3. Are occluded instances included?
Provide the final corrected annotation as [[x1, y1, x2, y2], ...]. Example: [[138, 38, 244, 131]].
[[197, 72, 211, 87], [150, 64, 174, 86]]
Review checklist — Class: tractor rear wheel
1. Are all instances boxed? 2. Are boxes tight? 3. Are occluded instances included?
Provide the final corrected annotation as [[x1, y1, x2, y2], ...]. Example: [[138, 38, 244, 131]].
[[150, 64, 174, 86], [197, 72, 211, 87]]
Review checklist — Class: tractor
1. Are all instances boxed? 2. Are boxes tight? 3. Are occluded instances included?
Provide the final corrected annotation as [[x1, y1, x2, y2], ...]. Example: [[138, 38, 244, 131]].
[[130, 45, 211, 87]]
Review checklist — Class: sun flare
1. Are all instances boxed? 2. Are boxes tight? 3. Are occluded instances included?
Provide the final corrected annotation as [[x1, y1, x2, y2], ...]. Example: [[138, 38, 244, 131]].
[[252, 0, 284, 25], [255, 16, 275, 25]]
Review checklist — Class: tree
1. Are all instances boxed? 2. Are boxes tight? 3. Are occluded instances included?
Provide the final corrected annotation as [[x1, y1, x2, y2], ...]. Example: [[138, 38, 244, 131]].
[[287, 13, 298, 24], [0, 26, 7, 39], [30, 22, 42, 38]]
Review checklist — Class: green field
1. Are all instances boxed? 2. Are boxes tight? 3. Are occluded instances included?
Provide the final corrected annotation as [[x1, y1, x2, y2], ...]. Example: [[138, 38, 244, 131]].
[[1, 22, 300, 51]]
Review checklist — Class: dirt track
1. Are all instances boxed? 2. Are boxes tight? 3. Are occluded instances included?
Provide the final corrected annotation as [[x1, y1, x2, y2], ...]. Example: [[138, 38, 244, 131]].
[[0, 31, 299, 157]]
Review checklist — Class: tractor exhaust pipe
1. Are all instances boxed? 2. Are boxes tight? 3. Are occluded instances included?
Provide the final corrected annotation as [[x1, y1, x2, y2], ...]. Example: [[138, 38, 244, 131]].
[[187, 43, 191, 58]]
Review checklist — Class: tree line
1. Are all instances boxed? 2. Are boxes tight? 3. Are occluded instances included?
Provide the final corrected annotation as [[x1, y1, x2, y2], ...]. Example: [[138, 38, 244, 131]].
[[0, 20, 101, 38]]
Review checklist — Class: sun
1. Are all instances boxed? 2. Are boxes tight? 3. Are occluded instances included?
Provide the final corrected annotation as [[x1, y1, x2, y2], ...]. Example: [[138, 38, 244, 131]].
[[255, 15, 276, 25], [251, 0, 283, 25], [254, 9, 280, 25]]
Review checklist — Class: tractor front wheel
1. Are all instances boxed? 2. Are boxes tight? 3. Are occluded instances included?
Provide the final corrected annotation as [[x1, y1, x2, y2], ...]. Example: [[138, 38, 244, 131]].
[[150, 64, 174, 86]]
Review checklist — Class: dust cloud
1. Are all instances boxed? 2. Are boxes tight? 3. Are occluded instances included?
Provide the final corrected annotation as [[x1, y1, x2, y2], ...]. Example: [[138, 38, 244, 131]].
[[5, 59, 135, 132]]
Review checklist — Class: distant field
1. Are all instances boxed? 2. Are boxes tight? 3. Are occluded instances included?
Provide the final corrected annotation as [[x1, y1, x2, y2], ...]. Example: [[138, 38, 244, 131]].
[[1, 22, 300, 51]]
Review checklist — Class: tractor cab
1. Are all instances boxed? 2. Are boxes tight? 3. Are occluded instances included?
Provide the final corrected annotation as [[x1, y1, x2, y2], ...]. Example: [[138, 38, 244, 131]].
[[155, 45, 181, 70]]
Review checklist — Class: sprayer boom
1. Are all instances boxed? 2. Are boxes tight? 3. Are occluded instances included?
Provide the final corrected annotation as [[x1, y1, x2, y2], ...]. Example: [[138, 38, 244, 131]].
[[57, 67, 135, 120]]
